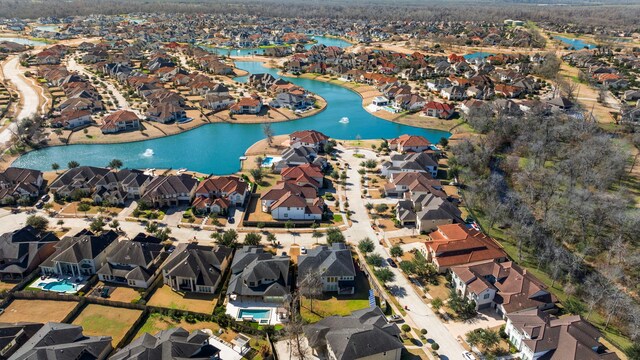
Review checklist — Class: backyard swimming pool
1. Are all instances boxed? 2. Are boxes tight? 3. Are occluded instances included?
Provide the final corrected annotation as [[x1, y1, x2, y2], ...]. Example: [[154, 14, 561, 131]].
[[38, 280, 77, 293], [238, 309, 271, 320], [261, 156, 282, 167]]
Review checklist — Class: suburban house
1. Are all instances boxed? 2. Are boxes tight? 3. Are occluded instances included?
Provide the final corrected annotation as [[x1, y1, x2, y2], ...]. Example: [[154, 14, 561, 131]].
[[50, 109, 93, 129], [273, 146, 322, 171], [161, 243, 232, 294], [110, 328, 221, 360], [396, 193, 463, 232], [8, 323, 112, 360], [298, 243, 356, 295], [260, 181, 325, 221], [0, 167, 43, 205], [383, 172, 446, 198], [97, 238, 166, 288], [192, 176, 248, 215], [289, 130, 329, 151], [200, 94, 235, 111], [505, 309, 619, 360], [39, 230, 119, 278], [304, 307, 404, 360], [49, 166, 111, 197], [0, 226, 59, 281], [280, 163, 324, 189], [423, 101, 455, 119], [229, 97, 262, 114], [388, 134, 433, 153], [100, 109, 140, 134], [380, 151, 438, 178], [425, 224, 508, 273], [451, 260, 557, 315], [140, 174, 198, 208], [0, 323, 44, 359], [226, 246, 291, 323], [145, 103, 186, 124]]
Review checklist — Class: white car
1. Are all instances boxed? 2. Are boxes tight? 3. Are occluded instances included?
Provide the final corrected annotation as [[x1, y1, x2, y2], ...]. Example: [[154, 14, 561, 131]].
[[300, 246, 307, 254], [462, 351, 475, 360]]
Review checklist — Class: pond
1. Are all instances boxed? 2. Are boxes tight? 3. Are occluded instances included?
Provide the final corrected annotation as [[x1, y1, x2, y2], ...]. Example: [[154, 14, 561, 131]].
[[202, 35, 352, 57], [12, 61, 451, 175], [554, 35, 596, 50], [463, 52, 494, 60], [0, 37, 48, 46]]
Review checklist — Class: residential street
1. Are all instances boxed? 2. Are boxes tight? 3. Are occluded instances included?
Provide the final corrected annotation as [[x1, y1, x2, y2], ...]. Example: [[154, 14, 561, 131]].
[[67, 56, 133, 112], [339, 146, 467, 360]]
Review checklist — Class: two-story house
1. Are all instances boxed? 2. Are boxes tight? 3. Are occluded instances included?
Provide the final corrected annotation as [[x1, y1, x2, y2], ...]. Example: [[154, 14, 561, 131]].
[[0, 226, 59, 281], [298, 243, 356, 295], [161, 243, 232, 294], [97, 237, 166, 288]]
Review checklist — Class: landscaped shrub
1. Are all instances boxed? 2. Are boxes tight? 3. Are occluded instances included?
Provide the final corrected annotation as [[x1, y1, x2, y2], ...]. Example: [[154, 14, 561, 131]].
[[431, 343, 439, 351], [401, 324, 411, 332]]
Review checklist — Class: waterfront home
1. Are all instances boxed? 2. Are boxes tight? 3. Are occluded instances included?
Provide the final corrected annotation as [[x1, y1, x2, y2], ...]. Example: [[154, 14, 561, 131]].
[[423, 101, 455, 119], [274, 146, 318, 171], [229, 97, 262, 115], [110, 328, 219, 360], [0, 167, 43, 205], [388, 134, 432, 153], [393, 93, 426, 112], [304, 307, 404, 360], [100, 109, 140, 134], [226, 246, 291, 324], [505, 309, 619, 360], [161, 243, 232, 294], [192, 176, 249, 214], [280, 163, 324, 189], [0, 226, 59, 281], [200, 94, 235, 111], [145, 103, 186, 124], [139, 174, 198, 208], [39, 230, 119, 278], [380, 151, 438, 178], [50, 109, 93, 129], [371, 96, 389, 107], [451, 259, 557, 315], [8, 323, 112, 360], [297, 243, 356, 295], [426, 224, 508, 273], [289, 130, 329, 152], [49, 166, 110, 198], [97, 238, 166, 288]]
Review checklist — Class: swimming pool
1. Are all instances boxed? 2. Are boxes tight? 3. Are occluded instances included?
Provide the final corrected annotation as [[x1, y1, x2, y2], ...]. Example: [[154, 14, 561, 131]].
[[261, 156, 282, 167], [238, 309, 271, 320], [38, 280, 76, 292]]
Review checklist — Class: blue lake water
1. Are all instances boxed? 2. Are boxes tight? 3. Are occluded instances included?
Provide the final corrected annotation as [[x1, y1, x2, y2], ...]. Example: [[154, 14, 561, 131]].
[[13, 61, 451, 175], [203, 35, 352, 57], [0, 37, 47, 46], [554, 36, 596, 50], [463, 52, 494, 60]]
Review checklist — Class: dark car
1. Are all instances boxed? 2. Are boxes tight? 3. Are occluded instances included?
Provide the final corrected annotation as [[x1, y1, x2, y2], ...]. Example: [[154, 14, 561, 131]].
[[228, 217, 235, 224], [386, 258, 397, 267], [40, 194, 50, 202], [35, 201, 44, 209]]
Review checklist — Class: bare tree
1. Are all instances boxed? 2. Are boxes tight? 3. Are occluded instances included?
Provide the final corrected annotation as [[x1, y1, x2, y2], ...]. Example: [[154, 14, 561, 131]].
[[298, 269, 324, 314], [285, 292, 310, 360], [262, 122, 274, 146]]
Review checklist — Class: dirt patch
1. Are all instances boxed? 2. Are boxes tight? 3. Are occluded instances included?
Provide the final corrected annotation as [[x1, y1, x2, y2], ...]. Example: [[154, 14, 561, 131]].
[[147, 285, 217, 314], [244, 135, 289, 156], [388, 235, 430, 246], [0, 299, 77, 323], [88, 282, 141, 303]]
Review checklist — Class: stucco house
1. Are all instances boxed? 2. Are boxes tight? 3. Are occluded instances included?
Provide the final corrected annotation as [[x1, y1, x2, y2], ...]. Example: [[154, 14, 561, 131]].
[[297, 243, 356, 295]]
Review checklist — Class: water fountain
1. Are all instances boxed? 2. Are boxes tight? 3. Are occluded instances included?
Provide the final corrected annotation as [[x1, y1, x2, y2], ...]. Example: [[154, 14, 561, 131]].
[[142, 149, 154, 157], [339, 117, 350, 124]]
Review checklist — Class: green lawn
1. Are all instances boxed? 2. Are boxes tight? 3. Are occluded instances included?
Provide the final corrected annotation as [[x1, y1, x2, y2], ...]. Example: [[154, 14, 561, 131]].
[[300, 270, 371, 323], [72, 305, 142, 345]]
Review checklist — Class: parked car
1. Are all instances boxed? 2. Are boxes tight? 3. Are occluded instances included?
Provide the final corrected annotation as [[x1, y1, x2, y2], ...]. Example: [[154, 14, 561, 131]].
[[387, 314, 402, 322], [462, 351, 475, 360], [35, 201, 44, 209], [386, 258, 397, 267], [228, 217, 235, 224], [40, 194, 50, 202], [300, 246, 307, 254]]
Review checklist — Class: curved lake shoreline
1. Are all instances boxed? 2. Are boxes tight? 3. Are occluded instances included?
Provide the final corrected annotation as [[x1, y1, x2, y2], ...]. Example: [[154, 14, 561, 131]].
[[12, 60, 451, 175]]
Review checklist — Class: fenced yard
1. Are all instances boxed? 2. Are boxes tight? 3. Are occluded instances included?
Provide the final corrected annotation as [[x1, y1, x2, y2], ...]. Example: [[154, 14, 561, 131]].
[[72, 304, 142, 345], [147, 285, 217, 314], [0, 299, 77, 323]]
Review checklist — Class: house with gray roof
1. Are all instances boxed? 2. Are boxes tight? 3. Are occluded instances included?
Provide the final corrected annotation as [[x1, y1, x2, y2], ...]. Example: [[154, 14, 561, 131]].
[[226, 246, 291, 324], [161, 243, 232, 294], [304, 307, 404, 360], [298, 243, 356, 295], [0, 226, 59, 281], [139, 174, 198, 208], [49, 166, 110, 198], [0, 323, 43, 359], [39, 230, 118, 278], [110, 327, 219, 360], [0, 168, 43, 205], [381, 152, 438, 179], [9, 323, 112, 360], [273, 146, 317, 171], [396, 193, 463, 232], [97, 238, 166, 288]]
